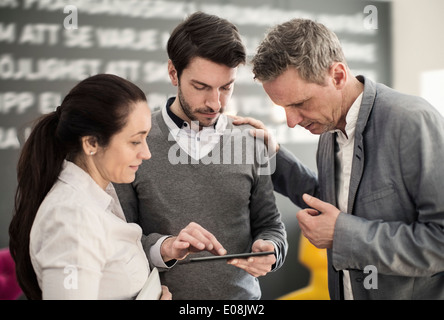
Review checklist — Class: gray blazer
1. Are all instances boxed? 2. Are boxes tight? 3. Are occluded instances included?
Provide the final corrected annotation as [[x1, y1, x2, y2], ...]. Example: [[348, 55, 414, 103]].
[[272, 76, 444, 299]]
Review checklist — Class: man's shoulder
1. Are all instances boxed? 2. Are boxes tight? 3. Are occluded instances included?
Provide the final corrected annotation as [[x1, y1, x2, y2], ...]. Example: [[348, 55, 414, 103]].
[[151, 108, 163, 121], [149, 108, 165, 130], [146, 109, 169, 144], [374, 82, 430, 110]]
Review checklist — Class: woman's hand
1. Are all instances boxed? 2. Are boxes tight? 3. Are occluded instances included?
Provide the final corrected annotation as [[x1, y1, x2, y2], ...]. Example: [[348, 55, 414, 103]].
[[161, 222, 227, 261], [159, 285, 172, 300]]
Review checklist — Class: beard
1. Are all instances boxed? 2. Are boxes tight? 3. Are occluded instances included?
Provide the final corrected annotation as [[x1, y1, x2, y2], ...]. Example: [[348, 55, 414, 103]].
[[177, 85, 223, 128]]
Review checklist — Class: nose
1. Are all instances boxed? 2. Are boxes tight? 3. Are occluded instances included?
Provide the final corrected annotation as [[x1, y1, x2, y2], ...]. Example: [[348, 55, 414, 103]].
[[205, 89, 222, 113], [140, 140, 152, 160], [285, 108, 304, 128]]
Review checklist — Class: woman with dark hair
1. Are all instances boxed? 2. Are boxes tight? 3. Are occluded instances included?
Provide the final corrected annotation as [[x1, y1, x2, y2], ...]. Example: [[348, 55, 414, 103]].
[[8, 74, 171, 300]]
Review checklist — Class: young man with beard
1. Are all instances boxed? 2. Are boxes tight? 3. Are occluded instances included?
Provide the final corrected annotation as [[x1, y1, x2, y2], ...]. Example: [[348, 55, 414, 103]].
[[115, 12, 287, 300]]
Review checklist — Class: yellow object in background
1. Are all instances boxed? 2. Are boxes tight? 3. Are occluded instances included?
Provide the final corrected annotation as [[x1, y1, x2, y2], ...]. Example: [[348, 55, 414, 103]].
[[279, 235, 330, 300]]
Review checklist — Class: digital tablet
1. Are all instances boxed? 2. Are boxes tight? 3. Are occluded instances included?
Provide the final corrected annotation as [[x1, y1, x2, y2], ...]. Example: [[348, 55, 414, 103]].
[[186, 251, 275, 263]]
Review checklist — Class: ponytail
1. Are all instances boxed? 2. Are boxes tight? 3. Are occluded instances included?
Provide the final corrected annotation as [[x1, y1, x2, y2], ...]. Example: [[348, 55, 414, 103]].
[[9, 110, 65, 300], [8, 74, 147, 300]]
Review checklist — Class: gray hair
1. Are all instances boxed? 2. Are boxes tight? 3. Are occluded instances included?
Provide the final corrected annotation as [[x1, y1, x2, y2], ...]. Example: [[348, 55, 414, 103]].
[[252, 19, 346, 85]]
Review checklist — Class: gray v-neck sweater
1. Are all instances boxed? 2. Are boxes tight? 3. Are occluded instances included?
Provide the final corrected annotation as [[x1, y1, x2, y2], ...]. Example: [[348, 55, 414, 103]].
[[115, 110, 287, 299]]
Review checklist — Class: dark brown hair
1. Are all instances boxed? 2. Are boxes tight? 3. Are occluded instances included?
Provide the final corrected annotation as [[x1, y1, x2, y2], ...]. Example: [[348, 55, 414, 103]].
[[8, 74, 146, 300], [167, 11, 246, 79]]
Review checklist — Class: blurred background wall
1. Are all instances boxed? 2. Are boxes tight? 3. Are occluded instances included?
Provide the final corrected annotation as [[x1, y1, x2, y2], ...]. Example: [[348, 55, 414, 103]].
[[392, 0, 444, 115], [0, 0, 442, 299]]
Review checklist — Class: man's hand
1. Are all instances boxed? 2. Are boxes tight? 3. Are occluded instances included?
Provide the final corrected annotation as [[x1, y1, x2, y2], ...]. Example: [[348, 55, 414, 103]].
[[161, 222, 227, 261], [296, 194, 340, 249], [230, 115, 280, 154], [227, 239, 276, 277]]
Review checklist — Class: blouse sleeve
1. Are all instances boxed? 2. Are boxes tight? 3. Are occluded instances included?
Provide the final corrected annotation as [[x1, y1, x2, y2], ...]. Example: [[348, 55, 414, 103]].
[[31, 204, 108, 299]]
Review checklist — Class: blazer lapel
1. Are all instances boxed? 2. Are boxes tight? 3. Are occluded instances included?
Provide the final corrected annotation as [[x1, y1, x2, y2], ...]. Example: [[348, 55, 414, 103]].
[[347, 76, 376, 214], [317, 132, 337, 207], [318, 131, 342, 300]]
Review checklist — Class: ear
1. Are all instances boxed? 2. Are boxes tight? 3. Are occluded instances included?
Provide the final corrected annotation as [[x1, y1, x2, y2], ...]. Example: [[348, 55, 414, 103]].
[[81, 136, 98, 156], [329, 62, 347, 90], [168, 59, 179, 87]]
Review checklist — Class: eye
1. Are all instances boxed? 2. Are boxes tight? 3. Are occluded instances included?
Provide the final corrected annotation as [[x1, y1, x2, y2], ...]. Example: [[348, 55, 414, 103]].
[[193, 85, 206, 91], [291, 100, 307, 108], [131, 141, 141, 146], [221, 85, 232, 91]]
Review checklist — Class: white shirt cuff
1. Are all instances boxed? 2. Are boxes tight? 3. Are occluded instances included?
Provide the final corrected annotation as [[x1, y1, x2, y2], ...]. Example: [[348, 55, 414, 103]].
[[149, 235, 177, 269]]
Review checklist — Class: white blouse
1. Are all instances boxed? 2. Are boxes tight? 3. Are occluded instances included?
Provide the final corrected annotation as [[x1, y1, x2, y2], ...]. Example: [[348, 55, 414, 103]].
[[30, 160, 150, 299]]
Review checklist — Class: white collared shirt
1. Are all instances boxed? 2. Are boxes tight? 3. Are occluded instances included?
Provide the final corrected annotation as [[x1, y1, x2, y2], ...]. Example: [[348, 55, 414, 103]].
[[30, 160, 150, 299], [333, 92, 363, 300], [162, 104, 228, 160]]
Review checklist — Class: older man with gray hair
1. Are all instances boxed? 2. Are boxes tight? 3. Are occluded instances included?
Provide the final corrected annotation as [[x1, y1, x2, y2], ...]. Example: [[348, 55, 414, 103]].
[[235, 18, 444, 300]]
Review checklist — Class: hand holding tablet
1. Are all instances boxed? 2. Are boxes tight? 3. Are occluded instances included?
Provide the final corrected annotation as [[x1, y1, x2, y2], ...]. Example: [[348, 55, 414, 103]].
[[178, 239, 277, 278]]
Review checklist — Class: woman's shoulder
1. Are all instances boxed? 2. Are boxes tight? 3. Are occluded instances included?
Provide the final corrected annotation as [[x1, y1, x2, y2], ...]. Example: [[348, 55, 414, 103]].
[[34, 180, 106, 230]]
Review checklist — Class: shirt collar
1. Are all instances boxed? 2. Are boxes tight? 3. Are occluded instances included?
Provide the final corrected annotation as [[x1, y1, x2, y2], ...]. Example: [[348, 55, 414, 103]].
[[331, 92, 363, 139], [344, 92, 363, 135], [58, 160, 113, 212], [166, 97, 185, 128]]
